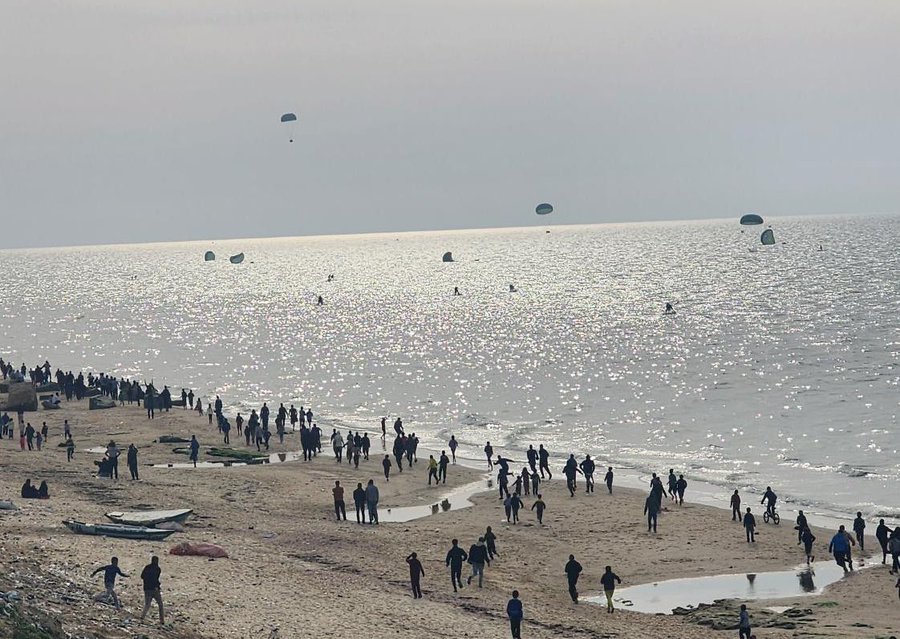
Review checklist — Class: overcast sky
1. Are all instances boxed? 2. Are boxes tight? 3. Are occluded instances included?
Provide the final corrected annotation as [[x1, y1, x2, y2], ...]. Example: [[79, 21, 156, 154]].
[[2, 0, 899, 249]]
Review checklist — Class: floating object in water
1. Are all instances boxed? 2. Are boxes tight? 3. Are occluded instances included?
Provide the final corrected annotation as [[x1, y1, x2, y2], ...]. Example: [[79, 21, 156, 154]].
[[280, 112, 298, 143], [229, 253, 245, 264], [64, 519, 176, 540], [509, 284, 517, 293], [761, 229, 776, 245], [204, 251, 215, 261], [105, 509, 193, 527], [442, 251, 454, 263], [740, 213, 764, 225], [535, 203, 553, 215]]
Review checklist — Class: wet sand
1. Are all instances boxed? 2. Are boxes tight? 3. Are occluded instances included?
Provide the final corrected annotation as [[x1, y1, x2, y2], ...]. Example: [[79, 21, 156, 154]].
[[0, 399, 896, 639]]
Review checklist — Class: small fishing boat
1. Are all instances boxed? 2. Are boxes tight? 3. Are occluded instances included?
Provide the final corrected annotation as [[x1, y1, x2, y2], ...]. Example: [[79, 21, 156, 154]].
[[105, 508, 193, 527], [63, 520, 175, 541]]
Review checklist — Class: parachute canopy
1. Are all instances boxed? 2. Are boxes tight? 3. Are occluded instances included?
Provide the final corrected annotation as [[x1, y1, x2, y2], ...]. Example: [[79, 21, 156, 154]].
[[442, 251, 454, 263], [280, 113, 297, 123], [535, 203, 554, 215], [760, 229, 775, 245], [229, 253, 245, 264], [740, 213, 764, 226], [204, 251, 215, 262]]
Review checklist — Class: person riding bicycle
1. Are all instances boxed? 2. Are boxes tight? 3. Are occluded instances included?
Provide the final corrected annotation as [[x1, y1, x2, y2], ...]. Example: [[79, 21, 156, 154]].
[[761, 487, 778, 518]]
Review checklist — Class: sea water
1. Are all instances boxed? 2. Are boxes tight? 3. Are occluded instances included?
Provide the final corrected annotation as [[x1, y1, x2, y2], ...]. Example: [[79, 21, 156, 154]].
[[1, 215, 898, 518]]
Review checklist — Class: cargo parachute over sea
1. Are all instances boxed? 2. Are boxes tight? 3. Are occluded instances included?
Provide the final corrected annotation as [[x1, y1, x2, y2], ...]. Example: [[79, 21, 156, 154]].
[[280, 112, 298, 142], [535, 203, 553, 215], [740, 213, 764, 226]]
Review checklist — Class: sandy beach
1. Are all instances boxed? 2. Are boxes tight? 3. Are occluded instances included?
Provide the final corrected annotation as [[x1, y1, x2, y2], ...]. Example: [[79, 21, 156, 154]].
[[0, 398, 897, 639]]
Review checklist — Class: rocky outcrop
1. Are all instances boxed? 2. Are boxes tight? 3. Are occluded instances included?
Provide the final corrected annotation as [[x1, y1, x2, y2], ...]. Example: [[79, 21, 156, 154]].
[[3, 383, 37, 412]]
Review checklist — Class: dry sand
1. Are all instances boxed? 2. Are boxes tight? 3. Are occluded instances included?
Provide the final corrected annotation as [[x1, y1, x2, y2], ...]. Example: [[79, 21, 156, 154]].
[[0, 399, 896, 639]]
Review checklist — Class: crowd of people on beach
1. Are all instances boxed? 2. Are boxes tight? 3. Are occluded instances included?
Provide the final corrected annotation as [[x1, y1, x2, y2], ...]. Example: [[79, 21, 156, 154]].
[[4, 353, 900, 637]]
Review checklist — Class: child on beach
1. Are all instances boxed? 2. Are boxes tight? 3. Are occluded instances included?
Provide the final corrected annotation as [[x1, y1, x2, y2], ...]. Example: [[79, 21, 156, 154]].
[[531, 494, 546, 524]]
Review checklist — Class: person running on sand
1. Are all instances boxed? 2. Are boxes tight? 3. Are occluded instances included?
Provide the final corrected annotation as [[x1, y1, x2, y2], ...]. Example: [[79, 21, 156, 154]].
[[506, 590, 523, 639], [467, 537, 490, 587], [382, 455, 392, 481], [448, 436, 458, 463], [580, 455, 595, 493], [890, 529, 900, 574], [675, 475, 687, 505], [744, 508, 757, 542], [503, 494, 512, 522], [484, 442, 494, 469], [446, 539, 468, 592], [139, 556, 164, 625], [526, 445, 538, 473], [600, 565, 622, 613], [796, 510, 808, 543], [667, 469, 677, 500], [66, 435, 75, 462], [406, 552, 425, 599], [531, 494, 546, 524], [563, 454, 582, 497], [604, 467, 613, 494], [538, 444, 552, 479], [427, 455, 440, 485], [438, 451, 450, 484], [829, 525, 855, 572], [800, 527, 816, 564], [509, 492, 523, 523], [485, 526, 499, 559], [92, 557, 127, 609], [564, 554, 582, 603]]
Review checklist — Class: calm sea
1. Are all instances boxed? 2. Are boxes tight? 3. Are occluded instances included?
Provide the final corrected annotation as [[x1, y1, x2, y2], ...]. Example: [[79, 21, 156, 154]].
[[2, 215, 898, 519]]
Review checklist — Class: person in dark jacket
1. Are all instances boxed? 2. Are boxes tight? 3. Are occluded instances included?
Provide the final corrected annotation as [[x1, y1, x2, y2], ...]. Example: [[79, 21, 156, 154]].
[[446, 539, 468, 592], [382, 454, 392, 481], [600, 565, 622, 613], [731, 490, 742, 522], [139, 556, 164, 625], [876, 519, 891, 564], [744, 508, 757, 543], [485, 526, 499, 559], [853, 512, 866, 551], [604, 467, 614, 494], [506, 590, 523, 639], [406, 552, 425, 598], [564, 554, 583, 603], [353, 482, 367, 524], [796, 510, 808, 542], [467, 538, 490, 588], [127, 444, 139, 480]]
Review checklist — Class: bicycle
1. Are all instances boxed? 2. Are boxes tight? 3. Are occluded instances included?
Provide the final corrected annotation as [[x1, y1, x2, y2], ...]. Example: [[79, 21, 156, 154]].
[[763, 508, 780, 525]]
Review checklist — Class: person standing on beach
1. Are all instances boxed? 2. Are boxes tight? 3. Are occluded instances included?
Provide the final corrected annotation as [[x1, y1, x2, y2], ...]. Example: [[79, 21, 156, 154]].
[[467, 537, 490, 587], [306, 408, 313, 428], [600, 565, 621, 613], [730, 490, 742, 521], [382, 454, 392, 481], [92, 556, 127, 609], [362, 433, 370, 460], [332, 431, 344, 462], [644, 493, 660, 533], [890, 529, 900, 574], [106, 440, 120, 479], [538, 444, 552, 479], [446, 539, 468, 592], [189, 435, 200, 468], [876, 519, 891, 564], [448, 436, 458, 463], [406, 552, 425, 599], [139, 556, 164, 626], [438, 451, 450, 484], [187, 389, 194, 409], [333, 481, 347, 521], [352, 483, 366, 524], [531, 494, 546, 524], [127, 444, 139, 480], [365, 479, 379, 524], [738, 604, 751, 639], [484, 442, 494, 469], [506, 590, 523, 639], [381, 416, 386, 439], [580, 455, 595, 493], [564, 554, 582, 603], [289, 405, 298, 431], [744, 508, 757, 542], [260, 403, 269, 431], [604, 467, 613, 494], [531, 470, 540, 496], [853, 512, 866, 551]]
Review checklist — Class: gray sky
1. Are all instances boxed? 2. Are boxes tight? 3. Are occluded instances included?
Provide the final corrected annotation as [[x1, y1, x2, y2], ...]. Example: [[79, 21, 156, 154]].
[[2, 0, 899, 249]]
